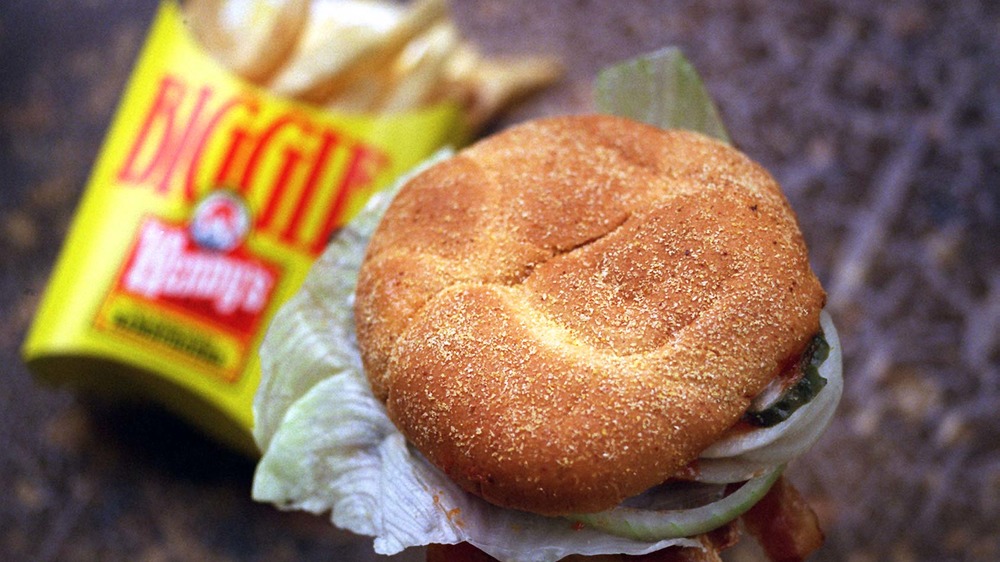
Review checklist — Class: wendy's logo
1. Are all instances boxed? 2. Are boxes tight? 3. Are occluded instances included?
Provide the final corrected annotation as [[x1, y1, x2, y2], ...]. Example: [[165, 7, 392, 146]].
[[190, 190, 250, 252]]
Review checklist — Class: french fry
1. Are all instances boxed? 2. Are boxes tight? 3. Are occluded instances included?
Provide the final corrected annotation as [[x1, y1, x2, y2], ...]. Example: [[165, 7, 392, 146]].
[[376, 21, 461, 113], [189, 0, 561, 131], [269, 0, 447, 104], [184, 0, 309, 83], [440, 46, 562, 129]]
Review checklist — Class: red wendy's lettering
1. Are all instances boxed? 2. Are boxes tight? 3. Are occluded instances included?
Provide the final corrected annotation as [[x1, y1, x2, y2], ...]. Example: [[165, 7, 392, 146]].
[[118, 218, 279, 337], [116, 74, 390, 255], [123, 219, 274, 316]]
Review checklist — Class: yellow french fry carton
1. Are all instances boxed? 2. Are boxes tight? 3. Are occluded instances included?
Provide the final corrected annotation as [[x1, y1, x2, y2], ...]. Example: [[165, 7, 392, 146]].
[[22, 1, 466, 455]]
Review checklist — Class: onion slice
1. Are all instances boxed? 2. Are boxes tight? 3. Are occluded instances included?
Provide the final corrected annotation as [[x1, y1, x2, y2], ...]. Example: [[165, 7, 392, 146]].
[[699, 311, 842, 461], [692, 311, 842, 484], [568, 466, 784, 542]]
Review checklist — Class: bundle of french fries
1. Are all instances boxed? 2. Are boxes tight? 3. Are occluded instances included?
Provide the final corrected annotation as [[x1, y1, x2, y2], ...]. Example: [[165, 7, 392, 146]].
[[184, 0, 561, 130]]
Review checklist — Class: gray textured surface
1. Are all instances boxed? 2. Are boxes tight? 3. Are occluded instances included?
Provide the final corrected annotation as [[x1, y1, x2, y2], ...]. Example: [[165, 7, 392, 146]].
[[2, 1, 998, 560]]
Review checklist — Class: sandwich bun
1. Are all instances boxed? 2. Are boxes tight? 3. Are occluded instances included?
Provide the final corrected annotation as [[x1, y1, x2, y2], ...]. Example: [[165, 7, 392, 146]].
[[354, 114, 825, 515]]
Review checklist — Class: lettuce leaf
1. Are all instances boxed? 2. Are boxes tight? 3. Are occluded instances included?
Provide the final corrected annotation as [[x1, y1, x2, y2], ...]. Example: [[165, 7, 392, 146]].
[[595, 46, 730, 143]]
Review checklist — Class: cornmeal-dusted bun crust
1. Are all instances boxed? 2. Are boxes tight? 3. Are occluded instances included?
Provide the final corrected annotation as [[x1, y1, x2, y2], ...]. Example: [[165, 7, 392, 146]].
[[354, 115, 825, 516]]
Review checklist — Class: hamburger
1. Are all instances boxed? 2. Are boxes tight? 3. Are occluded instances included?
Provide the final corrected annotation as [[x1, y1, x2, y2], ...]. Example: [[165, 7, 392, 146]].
[[253, 114, 842, 561]]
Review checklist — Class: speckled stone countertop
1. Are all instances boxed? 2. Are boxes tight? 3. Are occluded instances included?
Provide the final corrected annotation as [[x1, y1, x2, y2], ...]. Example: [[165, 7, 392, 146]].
[[2, 1, 999, 561]]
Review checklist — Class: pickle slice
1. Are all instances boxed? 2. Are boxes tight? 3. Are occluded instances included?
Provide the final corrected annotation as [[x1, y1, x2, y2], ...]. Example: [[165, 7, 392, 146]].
[[744, 333, 830, 428]]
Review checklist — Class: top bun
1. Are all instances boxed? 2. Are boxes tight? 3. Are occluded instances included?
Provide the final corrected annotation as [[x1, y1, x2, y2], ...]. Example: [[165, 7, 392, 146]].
[[354, 115, 825, 515]]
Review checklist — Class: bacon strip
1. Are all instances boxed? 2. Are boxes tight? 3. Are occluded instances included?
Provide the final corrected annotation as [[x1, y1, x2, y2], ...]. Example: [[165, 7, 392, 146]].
[[741, 476, 824, 562]]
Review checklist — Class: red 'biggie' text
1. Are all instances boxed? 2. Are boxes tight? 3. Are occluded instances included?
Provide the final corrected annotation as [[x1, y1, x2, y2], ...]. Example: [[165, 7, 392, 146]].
[[117, 75, 390, 255]]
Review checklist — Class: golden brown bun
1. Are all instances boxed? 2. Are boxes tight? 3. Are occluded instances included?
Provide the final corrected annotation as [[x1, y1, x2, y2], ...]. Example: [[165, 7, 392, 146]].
[[354, 115, 825, 515]]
